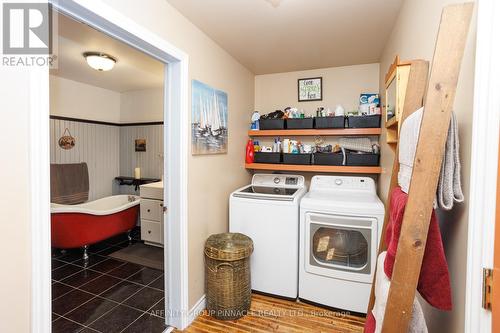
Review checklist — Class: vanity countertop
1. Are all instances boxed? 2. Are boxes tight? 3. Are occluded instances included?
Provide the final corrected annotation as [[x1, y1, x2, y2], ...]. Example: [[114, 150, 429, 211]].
[[139, 181, 163, 200], [140, 181, 163, 189]]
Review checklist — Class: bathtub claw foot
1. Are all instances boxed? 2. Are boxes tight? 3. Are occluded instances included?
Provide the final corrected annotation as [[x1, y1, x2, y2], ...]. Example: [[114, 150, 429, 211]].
[[127, 230, 132, 244], [83, 245, 89, 267]]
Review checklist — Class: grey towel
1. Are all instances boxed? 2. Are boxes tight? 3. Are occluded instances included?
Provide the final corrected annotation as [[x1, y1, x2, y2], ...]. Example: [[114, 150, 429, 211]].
[[398, 108, 464, 210], [50, 163, 89, 204], [437, 112, 464, 210]]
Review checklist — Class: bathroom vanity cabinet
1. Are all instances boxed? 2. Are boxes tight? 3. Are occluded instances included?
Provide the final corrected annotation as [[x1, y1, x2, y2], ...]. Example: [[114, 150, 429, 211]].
[[139, 181, 164, 247]]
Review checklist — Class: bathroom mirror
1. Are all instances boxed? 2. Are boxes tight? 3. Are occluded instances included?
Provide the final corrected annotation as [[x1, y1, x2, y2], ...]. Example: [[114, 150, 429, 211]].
[[384, 55, 411, 145], [386, 76, 397, 121]]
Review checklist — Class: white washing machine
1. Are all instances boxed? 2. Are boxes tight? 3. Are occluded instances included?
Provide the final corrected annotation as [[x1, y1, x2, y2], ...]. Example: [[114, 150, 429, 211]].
[[230, 174, 307, 299], [299, 176, 384, 313]]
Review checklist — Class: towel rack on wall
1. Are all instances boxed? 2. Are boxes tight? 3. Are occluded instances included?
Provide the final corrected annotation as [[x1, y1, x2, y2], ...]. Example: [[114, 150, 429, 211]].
[[366, 3, 474, 332]]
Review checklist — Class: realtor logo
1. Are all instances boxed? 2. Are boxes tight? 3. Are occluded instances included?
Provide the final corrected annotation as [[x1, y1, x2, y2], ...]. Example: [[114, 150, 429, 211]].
[[3, 3, 51, 54]]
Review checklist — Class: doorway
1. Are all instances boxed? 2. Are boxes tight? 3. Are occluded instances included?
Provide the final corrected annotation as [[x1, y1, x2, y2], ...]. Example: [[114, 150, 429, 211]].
[[31, 1, 189, 331], [465, 0, 500, 331]]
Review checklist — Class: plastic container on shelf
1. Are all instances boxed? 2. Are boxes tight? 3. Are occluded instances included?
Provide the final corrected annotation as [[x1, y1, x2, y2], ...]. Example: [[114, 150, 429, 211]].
[[314, 116, 345, 129], [347, 115, 381, 128], [313, 152, 344, 166], [254, 152, 281, 164], [345, 153, 380, 166], [282, 153, 311, 165], [259, 119, 285, 130], [286, 118, 314, 129]]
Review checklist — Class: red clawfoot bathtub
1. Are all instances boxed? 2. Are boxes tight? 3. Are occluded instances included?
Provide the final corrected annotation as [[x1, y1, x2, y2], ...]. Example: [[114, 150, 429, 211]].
[[51, 195, 140, 254]]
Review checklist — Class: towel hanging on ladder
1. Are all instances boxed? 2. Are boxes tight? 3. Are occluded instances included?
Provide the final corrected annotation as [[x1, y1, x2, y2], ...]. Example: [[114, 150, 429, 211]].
[[397, 108, 464, 210]]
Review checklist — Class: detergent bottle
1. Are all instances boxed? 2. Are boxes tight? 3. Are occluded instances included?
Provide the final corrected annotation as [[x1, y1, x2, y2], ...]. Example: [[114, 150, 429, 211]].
[[251, 111, 260, 130], [245, 139, 255, 163]]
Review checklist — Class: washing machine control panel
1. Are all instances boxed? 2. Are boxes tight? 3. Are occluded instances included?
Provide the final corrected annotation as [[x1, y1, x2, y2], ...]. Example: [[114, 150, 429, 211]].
[[310, 176, 376, 193], [252, 174, 304, 188]]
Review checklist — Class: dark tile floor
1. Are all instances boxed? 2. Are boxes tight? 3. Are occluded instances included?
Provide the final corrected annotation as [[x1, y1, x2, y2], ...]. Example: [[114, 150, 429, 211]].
[[51, 229, 166, 333]]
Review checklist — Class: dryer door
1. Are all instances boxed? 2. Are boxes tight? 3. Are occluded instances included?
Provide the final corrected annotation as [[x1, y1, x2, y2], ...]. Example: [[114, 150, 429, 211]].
[[304, 212, 377, 283]]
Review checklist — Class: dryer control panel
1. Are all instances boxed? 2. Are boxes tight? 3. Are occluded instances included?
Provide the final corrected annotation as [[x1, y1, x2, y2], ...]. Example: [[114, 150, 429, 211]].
[[309, 176, 376, 193]]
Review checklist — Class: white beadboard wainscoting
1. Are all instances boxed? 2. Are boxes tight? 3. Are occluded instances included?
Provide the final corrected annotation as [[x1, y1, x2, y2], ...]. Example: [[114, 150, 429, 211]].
[[50, 118, 164, 199], [50, 118, 120, 201], [119, 125, 164, 195]]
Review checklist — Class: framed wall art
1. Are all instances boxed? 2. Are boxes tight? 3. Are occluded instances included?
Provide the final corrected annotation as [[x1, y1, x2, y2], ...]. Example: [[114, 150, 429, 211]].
[[135, 139, 146, 152], [298, 77, 322, 102], [191, 80, 228, 155]]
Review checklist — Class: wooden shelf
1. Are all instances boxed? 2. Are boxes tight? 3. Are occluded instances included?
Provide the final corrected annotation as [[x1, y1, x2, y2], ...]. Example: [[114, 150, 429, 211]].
[[248, 128, 382, 137], [245, 163, 382, 174], [385, 117, 398, 128]]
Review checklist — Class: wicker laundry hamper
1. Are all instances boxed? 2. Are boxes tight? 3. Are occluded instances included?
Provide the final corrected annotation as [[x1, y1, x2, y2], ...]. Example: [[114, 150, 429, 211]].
[[205, 233, 253, 320]]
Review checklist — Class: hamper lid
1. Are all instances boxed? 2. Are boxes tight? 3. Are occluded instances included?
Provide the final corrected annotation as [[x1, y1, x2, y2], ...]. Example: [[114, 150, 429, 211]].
[[205, 233, 253, 261]]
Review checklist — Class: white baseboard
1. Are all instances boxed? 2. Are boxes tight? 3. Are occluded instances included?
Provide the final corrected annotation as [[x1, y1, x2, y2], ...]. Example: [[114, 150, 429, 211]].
[[187, 294, 206, 328]]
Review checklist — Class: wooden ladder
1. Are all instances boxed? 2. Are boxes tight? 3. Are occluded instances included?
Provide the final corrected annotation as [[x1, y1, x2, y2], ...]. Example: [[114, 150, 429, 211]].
[[367, 3, 474, 332]]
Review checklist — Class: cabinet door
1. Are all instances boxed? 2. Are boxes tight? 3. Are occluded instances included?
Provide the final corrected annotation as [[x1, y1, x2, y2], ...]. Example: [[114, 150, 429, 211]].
[[140, 199, 162, 221], [141, 219, 162, 244]]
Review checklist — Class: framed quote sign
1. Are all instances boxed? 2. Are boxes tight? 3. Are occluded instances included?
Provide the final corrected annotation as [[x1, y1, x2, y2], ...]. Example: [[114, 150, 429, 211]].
[[298, 77, 322, 102]]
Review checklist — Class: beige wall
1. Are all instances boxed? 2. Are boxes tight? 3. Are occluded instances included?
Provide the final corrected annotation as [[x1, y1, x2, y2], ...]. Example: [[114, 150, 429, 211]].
[[0, 70, 33, 333], [50, 75, 163, 124], [120, 87, 164, 123], [49, 75, 121, 122], [100, 0, 255, 308], [378, 1, 477, 332], [254, 64, 380, 184], [2, 2, 253, 330], [255, 63, 380, 116]]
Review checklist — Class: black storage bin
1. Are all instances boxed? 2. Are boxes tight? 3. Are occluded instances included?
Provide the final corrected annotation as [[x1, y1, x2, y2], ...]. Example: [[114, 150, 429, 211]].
[[283, 153, 311, 165], [254, 152, 281, 164], [347, 115, 381, 128], [313, 152, 344, 166], [259, 119, 285, 130], [346, 153, 380, 166], [286, 118, 314, 129], [314, 116, 345, 129]]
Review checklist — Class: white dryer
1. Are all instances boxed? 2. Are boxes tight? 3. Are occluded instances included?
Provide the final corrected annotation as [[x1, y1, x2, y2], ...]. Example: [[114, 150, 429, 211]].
[[230, 174, 307, 299], [299, 176, 384, 313]]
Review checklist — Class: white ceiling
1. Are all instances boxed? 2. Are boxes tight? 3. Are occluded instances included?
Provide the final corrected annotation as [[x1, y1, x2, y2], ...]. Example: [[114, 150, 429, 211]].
[[50, 14, 164, 92], [167, 0, 404, 74]]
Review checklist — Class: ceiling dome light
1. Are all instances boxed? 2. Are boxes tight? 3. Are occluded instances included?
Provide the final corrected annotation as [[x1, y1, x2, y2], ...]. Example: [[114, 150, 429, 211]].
[[83, 52, 116, 71]]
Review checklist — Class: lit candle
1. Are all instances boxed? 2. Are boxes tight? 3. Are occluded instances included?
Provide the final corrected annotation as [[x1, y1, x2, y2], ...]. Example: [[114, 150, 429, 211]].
[[134, 167, 141, 179]]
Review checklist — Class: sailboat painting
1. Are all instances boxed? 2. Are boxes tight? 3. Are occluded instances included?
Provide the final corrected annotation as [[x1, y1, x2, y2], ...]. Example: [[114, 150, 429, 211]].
[[191, 80, 228, 155]]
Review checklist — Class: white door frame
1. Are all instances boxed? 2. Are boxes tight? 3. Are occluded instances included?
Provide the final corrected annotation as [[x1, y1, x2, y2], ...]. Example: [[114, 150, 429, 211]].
[[31, 0, 190, 331], [465, 0, 500, 332]]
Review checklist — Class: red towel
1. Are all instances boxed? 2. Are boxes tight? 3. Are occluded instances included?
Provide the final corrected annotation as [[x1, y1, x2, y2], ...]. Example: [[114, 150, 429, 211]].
[[364, 312, 376, 333], [384, 186, 452, 310]]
